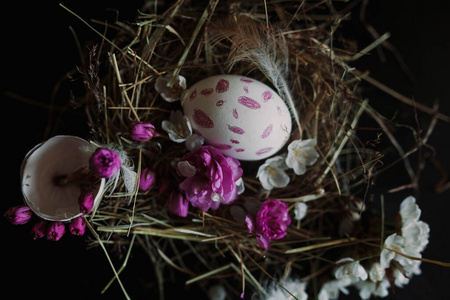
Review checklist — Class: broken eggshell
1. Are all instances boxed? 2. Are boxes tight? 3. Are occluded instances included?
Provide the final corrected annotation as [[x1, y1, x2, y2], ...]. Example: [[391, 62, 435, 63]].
[[181, 75, 292, 161], [21, 135, 105, 222]]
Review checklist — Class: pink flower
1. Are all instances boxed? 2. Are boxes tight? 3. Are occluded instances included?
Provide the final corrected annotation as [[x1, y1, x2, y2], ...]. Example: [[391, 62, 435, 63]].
[[89, 147, 121, 178], [129, 122, 160, 142], [167, 191, 189, 217], [139, 168, 156, 191], [4, 205, 33, 225], [177, 145, 243, 212], [69, 216, 86, 236], [245, 199, 291, 249], [47, 221, 66, 241], [31, 220, 48, 239], [78, 190, 95, 215]]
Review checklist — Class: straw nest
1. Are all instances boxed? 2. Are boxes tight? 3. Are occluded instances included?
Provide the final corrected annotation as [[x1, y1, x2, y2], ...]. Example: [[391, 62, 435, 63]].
[[61, 1, 446, 299]]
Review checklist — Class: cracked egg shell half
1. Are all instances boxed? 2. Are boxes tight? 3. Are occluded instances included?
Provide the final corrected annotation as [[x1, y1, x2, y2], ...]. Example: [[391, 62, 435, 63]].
[[21, 135, 105, 222]]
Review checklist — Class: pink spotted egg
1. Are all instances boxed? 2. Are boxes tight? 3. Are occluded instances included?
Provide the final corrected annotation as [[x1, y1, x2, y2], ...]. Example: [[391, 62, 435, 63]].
[[181, 75, 292, 161]]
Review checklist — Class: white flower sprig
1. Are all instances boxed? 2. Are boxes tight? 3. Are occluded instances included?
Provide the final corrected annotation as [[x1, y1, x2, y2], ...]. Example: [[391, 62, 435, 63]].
[[256, 138, 319, 190], [380, 196, 429, 276]]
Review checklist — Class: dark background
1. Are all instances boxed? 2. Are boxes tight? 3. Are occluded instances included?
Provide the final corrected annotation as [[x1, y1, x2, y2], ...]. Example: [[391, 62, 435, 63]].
[[2, 1, 449, 299]]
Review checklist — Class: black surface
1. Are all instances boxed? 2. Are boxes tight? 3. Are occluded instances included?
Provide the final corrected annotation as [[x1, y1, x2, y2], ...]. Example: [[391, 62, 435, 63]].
[[2, 1, 449, 299]]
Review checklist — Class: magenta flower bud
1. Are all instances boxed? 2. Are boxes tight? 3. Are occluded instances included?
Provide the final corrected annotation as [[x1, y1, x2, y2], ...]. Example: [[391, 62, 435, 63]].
[[139, 168, 156, 191], [47, 221, 66, 241], [167, 191, 189, 217], [245, 199, 291, 249], [89, 147, 121, 178], [4, 205, 33, 225], [31, 220, 48, 240], [78, 190, 95, 215], [69, 216, 86, 236], [129, 122, 160, 142]]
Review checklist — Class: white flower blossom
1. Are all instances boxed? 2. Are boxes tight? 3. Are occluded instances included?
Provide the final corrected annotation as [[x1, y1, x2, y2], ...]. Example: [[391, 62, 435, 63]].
[[380, 233, 405, 268], [368, 262, 385, 282], [318, 278, 352, 300], [260, 278, 308, 300], [334, 257, 368, 282], [155, 75, 186, 102], [162, 110, 204, 151], [257, 155, 290, 190], [393, 269, 411, 288], [162, 110, 193, 143], [399, 195, 421, 225], [399, 196, 430, 253], [294, 202, 308, 221], [285, 139, 319, 175], [184, 133, 204, 152], [379, 196, 429, 279], [354, 278, 390, 299], [402, 219, 430, 253], [380, 233, 422, 276]]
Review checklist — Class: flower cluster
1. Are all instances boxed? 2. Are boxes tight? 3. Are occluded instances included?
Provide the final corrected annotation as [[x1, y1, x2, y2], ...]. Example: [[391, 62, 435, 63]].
[[4, 204, 87, 241], [4, 136, 114, 241], [177, 145, 243, 212], [318, 195, 430, 300], [4, 185, 100, 241], [257, 138, 319, 190]]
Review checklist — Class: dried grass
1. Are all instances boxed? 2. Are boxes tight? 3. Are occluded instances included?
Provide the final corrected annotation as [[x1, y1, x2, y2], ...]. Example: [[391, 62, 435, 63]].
[[57, 1, 449, 299]]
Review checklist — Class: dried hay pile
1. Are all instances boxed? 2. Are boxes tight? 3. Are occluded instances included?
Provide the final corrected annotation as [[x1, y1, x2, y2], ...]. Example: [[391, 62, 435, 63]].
[[53, 1, 448, 299]]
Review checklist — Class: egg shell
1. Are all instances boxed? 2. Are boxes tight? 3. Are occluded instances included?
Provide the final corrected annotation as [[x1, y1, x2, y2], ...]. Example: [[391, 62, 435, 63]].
[[181, 75, 292, 161], [21, 136, 105, 222]]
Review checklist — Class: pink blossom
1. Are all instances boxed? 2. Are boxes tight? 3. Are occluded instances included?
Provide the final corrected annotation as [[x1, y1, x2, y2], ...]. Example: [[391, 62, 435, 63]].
[[78, 190, 95, 215], [177, 146, 243, 212], [129, 121, 160, 142], [167, 191, 189, 217], [31, 220, 48, 239], [4, 205, 33, 225], [69, 216, 86, 236], [139, 168, 156, 191], [245, 199, 291, 249], [47, 221, 66, 241], [89, 147, 121, 178]]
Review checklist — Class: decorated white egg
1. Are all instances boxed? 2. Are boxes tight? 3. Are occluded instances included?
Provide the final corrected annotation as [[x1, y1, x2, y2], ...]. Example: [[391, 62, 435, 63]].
[[181, 75, 292, 161]]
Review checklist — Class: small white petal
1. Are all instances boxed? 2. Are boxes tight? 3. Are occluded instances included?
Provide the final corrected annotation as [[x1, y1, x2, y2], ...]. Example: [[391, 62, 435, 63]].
[[400, 196, 421, 225], [269, 171, 290, 188], [292, 161, 307, 175], [185, 133, 204, 151], [211, 192, 224, 202], [235, 177, 245, 195], [177, 160, 196, 177], [258, 171, 274, 190], [368, 262, 385, 282], [294, 202, 308, 221]]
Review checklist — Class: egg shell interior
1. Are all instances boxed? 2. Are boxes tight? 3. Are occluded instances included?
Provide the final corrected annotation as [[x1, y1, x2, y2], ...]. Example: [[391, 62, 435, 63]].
[[21, 136, 104, 222]]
